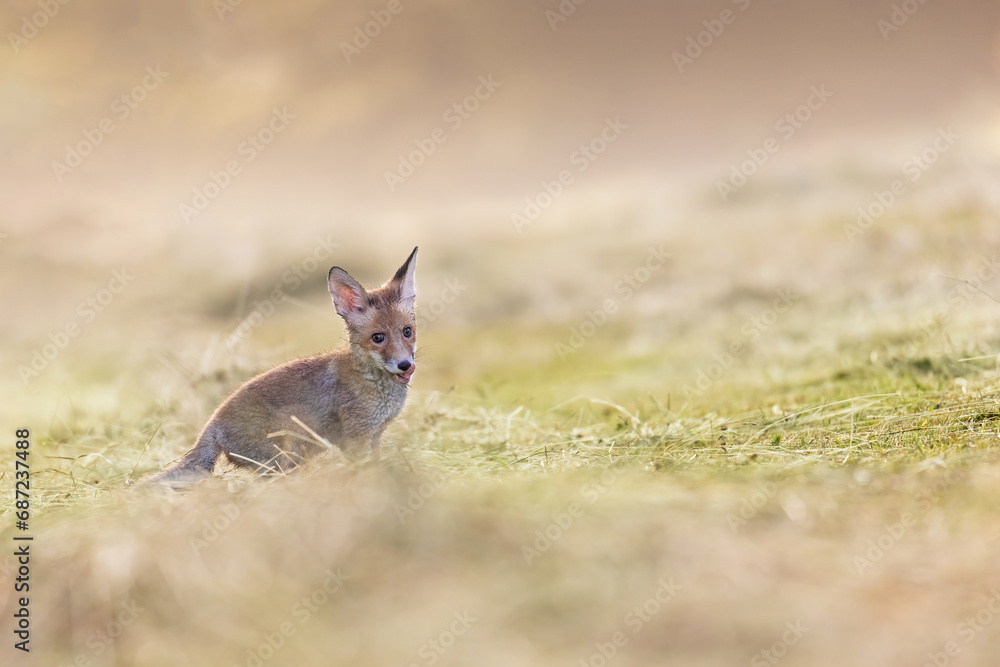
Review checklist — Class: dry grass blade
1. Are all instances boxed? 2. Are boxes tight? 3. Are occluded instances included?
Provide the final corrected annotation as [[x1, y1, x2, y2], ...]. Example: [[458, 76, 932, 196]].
[[225, 452, 279, 474], [289, 415, 336, 450]]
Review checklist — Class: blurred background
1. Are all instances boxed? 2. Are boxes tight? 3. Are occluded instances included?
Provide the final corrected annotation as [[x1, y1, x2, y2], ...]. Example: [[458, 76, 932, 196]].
[[3, 0, 1000, 405], [3, 1, 1000, 404], [4, 1, 1000, 666]]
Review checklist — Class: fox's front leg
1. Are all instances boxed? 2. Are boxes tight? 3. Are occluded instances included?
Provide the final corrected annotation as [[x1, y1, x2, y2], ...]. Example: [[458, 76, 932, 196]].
[[335, 430, 383, 461], [368, 426, 388, 460]]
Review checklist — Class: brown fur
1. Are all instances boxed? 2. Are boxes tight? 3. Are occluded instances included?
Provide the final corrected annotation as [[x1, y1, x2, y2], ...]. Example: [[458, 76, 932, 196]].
[[140, 248, 419, 486]]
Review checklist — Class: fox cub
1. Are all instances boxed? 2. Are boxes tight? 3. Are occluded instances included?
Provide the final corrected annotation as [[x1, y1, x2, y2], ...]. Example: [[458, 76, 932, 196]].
[[142, 247, 418, 485]]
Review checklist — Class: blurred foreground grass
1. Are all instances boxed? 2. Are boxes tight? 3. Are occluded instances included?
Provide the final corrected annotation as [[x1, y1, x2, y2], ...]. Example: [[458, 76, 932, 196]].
[[2, 204, 1000, 666]]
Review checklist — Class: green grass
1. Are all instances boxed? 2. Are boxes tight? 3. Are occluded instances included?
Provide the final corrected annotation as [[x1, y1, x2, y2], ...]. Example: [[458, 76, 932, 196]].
[[7, 322, 1000, 665], [4, 213, 1000, 666]]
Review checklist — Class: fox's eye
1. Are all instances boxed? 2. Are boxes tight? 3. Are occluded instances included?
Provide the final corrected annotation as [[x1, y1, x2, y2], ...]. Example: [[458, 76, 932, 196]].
[[371, 333, 385, 344], [402, 327, 412, 338]]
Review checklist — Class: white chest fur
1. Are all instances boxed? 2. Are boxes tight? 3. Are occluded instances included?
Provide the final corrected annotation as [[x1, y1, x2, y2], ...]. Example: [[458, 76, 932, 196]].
[[366, 377, 407, 430]]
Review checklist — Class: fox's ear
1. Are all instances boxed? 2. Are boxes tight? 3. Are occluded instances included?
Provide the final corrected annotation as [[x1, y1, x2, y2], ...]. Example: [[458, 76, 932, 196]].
[[388, 246, 418, 311], [328, 267, 368, 322]]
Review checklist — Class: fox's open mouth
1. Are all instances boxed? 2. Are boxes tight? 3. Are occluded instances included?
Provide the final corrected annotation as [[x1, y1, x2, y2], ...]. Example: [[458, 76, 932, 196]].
[[393, 364, 415, 385]]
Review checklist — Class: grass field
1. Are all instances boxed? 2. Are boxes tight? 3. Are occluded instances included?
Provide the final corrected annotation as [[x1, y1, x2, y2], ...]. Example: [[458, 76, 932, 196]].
[[3, 188, 1000, 667], [6, 2, 1000, 664]]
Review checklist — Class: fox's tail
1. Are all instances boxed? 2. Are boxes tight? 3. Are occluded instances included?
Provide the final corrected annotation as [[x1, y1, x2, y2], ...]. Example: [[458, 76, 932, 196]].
[[134, 428, 223, 488]]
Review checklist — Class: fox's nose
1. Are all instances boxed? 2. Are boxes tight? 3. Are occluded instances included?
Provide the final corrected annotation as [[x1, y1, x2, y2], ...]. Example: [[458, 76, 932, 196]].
[[397, 360, 412, 371]]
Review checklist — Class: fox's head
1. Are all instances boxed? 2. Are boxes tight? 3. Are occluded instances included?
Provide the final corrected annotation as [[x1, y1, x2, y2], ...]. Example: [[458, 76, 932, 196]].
[[327, 247, 418, 386]]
